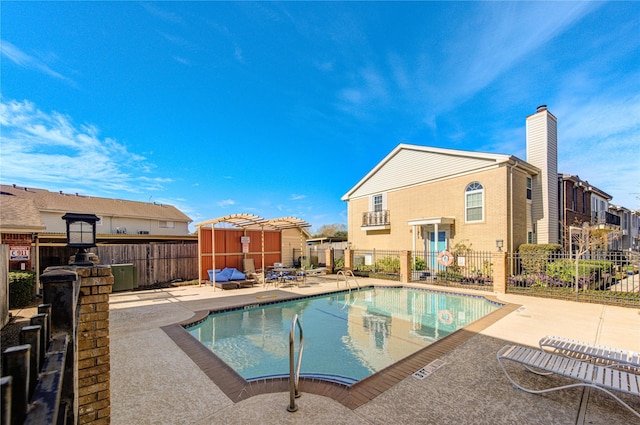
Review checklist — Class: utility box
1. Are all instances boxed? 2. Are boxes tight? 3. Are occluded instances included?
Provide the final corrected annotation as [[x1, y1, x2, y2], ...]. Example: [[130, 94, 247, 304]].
[[111, 264, 137, 292]]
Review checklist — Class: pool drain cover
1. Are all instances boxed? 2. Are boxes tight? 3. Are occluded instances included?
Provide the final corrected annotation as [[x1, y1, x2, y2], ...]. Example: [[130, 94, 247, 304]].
[[412, 359, 446, 380]]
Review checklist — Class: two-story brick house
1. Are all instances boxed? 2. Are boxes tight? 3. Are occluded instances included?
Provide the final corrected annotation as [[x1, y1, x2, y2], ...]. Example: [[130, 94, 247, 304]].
[[342, 106, 559, 256]]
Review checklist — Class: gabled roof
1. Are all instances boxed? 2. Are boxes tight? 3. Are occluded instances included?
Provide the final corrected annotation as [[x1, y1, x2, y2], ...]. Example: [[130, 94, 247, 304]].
[[1, 184, 191, 222], [342, 143, 538, 200], [0, 195, 46, 233]]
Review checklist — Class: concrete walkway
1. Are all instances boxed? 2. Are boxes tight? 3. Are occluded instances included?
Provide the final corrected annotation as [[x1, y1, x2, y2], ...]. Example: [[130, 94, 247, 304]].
[[109, 279, 640, 425]]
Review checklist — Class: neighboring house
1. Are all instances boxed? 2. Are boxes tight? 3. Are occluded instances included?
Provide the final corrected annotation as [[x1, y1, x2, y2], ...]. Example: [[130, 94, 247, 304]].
[[0, 195, 46, 271], [342, 106, 559, 254], [608, 204, 634, 251], [0, 184, 193, 245], [558, 174, 614, 247]]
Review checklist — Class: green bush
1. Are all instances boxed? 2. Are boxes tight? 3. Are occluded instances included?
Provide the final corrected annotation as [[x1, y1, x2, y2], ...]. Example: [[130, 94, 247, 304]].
[[413, 257, 427, 271], [546, 259, 613, 285], [375, 256, 400, 273], [9, 271, 35, 308], [518, 244, 562, 274]]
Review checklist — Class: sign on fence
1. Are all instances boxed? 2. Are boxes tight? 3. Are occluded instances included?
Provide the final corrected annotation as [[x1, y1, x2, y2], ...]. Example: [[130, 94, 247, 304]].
[[10, 246, 30, 261]]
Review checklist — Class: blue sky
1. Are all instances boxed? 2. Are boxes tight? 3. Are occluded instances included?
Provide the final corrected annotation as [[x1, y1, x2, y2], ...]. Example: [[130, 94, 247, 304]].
[[1, 1, 638, 233]]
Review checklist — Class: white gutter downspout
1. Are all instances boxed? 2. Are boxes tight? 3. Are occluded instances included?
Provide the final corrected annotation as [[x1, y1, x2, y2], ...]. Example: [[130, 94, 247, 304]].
[[508, 160, 518, 275]]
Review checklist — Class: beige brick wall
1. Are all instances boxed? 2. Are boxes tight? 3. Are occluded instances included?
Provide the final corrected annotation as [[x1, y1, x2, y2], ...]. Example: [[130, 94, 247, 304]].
[[76, 266, 113, 425], [348, 165, 531, 252]]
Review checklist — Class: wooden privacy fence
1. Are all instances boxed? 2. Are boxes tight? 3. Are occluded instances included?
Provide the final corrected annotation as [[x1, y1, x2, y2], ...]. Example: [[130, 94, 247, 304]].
[[95, 244, 198, 287], [40, 244, 198, 288]]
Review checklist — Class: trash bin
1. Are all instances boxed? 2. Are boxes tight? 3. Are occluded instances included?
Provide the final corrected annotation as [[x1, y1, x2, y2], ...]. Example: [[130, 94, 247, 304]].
[[111, 264, 137, 292]]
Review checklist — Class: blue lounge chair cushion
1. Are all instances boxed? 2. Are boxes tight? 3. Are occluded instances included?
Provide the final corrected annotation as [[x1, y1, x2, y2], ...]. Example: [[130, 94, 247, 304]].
[[226, 268, 246, 280]]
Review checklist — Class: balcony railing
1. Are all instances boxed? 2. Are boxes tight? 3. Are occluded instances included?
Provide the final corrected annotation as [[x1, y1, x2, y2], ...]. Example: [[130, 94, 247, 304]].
[[362, 210, 390, 227], [591, 211, 621, 227]]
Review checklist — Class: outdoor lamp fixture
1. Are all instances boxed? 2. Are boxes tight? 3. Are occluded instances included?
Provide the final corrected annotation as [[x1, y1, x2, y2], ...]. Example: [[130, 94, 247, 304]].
[[496, 239, 504, 252], [62, 212, 99, 266]]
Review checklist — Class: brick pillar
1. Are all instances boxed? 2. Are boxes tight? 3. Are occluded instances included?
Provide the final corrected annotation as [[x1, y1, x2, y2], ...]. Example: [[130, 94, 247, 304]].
[[325, 249, 333, 273], [400, 251, 411, 283], [75, 265, 113, 425], [492, 252, 508, 294], [344, 249, 353, 270]]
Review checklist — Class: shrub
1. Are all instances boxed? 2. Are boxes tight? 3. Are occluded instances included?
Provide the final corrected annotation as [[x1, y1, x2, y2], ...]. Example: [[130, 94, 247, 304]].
[[413, 257, 427, 271], [375, 256, 400, 273], [518, 244, 562, 274], [9, 271, 35, 308]]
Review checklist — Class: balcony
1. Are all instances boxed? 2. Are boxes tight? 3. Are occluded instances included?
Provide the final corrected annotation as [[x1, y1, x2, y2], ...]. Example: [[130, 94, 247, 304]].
[[591, 211, 621, 227], [362, 210, 390, 230]]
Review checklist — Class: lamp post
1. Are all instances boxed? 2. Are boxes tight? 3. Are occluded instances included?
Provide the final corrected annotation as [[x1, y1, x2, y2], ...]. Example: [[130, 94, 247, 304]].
[[62, 213, 99, 266]]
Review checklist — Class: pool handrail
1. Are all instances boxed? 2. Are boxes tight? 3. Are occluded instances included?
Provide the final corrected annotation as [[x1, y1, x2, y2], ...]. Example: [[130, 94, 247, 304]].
[[287, 314, 304, 412], [336, 269, 360, 292]]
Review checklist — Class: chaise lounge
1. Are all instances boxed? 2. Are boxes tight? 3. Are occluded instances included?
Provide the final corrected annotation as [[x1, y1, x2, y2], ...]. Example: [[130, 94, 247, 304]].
[[538, 335, 640, 370], [207, 268, 255, 290], [497, 344, 640, 418]]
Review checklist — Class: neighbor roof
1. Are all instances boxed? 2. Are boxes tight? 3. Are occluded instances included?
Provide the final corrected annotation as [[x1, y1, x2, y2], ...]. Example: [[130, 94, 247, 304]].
[[1, 184, 191, 222], [0, 195, 46, 233]]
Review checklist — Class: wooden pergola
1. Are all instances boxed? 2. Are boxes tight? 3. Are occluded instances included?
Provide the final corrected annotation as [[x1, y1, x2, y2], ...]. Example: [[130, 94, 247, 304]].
[[194, 213, 311, 284]]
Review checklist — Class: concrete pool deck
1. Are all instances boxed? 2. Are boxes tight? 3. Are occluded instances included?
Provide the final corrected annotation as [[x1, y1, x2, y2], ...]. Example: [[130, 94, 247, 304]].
[[109, 279, 640, 424]]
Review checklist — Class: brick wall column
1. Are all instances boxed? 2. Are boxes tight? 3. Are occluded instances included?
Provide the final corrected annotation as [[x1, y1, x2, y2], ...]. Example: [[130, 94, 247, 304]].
[[492, 252, 507, 294], [325, 249, 333, 272], [344, 249, 353, 270], [75, 265, 113, 425], [400, 250, 411, 283]]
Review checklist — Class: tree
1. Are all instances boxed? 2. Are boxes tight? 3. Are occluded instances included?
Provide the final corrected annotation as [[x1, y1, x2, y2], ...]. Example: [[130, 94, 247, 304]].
[[313, 223, 347, 238]]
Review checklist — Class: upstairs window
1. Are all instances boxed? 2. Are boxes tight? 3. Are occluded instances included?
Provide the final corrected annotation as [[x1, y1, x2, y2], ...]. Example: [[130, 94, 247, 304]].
[[159, 221, 175, 229], [373, 194, 383, 212], [465, 182, 484, 222], [526, 177, 532, 200]]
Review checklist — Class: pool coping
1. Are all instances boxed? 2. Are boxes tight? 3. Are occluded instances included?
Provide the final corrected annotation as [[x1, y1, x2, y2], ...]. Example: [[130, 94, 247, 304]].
[[161, 287, 521, 410]]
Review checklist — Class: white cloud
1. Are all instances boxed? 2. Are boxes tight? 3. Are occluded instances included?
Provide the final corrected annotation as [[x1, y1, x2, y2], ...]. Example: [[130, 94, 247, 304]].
[[0, 98, 168, 194], [1, 39, 74, 84], [217, 199, 236, 207], [290, 194, 306, 201]]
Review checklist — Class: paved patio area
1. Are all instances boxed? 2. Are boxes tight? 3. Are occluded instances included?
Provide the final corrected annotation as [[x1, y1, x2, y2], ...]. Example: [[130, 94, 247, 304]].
[[109, 278, 640, 425]]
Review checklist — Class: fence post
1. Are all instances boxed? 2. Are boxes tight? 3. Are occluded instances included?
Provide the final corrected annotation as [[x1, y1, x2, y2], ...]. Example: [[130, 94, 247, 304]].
[[325, 249, 333, 273], [19, 325, 41, 397], [400, 251, 411, 283], [492, 252, 508, 294], [344, 249, 353, 270], [2, 344, 30, 425], [40, 267, 79, 425], [1, 376, 11, 425], [75, 265, 113, 425]]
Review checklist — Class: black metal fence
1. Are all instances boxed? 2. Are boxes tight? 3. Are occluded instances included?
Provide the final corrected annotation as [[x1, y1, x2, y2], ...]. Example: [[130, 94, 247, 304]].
[[507, 250, 640, 307], [410, 250, 495, 291], [351, 249, 402, 281]]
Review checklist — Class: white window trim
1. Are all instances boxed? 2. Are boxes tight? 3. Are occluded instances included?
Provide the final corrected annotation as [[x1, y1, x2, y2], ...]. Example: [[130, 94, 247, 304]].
[[369, 193, 387, 212], [465, 182, 484, 223]]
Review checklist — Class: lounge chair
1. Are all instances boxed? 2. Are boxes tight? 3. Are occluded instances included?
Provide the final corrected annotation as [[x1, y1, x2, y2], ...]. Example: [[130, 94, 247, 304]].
[[497, 344, 640, 418], [539, 335, 640, 371]]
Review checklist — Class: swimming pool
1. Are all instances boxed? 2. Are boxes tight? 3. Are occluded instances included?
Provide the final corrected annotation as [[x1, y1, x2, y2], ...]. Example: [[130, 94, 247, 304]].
[[185, 287, 502, 385]]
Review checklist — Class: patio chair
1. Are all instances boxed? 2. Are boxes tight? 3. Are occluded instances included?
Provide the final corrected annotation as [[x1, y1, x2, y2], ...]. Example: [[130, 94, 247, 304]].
[[538, 335, 640, 371], [497, 344, 640, 419]]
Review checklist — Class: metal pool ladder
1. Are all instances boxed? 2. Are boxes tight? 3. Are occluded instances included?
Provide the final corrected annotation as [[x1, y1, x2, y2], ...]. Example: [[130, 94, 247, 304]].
[[336, 269, 360, 291], [287, 314, 304, 412]]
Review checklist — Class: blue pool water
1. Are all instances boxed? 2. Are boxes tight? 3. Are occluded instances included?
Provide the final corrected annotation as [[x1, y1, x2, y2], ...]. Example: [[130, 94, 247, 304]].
[[185, 287, 501, 384]]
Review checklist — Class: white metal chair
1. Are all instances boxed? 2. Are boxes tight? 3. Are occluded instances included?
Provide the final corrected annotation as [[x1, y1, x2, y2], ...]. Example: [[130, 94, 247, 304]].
[[497, 344, 640, 419], [539, 335, 640, 371]]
